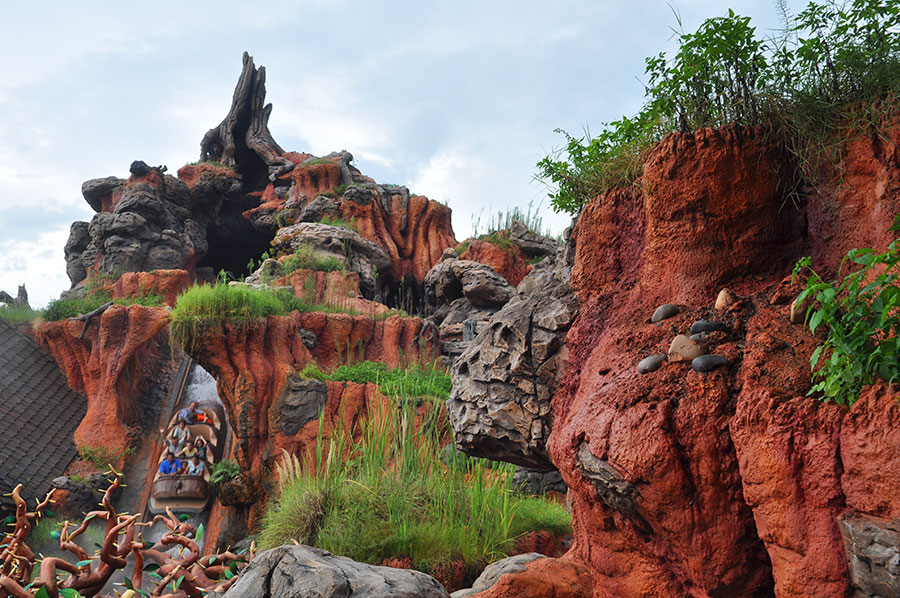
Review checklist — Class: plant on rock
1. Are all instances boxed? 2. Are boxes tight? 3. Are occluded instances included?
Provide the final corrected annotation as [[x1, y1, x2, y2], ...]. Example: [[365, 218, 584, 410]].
[[259, 401, 571, 575], [794, 237, 900, 404]]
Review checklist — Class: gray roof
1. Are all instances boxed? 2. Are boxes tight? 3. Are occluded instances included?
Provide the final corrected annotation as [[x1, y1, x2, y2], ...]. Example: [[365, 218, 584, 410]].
[[0, 319, 85, 506]]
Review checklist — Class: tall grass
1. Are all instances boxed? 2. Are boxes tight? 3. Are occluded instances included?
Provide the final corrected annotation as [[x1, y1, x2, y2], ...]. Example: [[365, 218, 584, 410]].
[[43, 290, 164, 322], [299, 361, 452, 400], [470, 200, 551, 237], [259, 401, 571, 572], [0, 304, 41, 325], [282, 244, 347, 275], [169, 282, 359, 349]]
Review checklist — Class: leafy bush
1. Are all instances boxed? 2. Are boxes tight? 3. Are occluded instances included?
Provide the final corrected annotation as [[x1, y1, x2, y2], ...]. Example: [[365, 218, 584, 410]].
[[43, 291, 164, 322], [300, 360, 452, 400], [539, 1, 900, 214], [79, 445, 131, 469], [282, 244, 347, 275], [794, 237, 900, 404], [210, 460, 241, 486], [259, 402, 571, 572]]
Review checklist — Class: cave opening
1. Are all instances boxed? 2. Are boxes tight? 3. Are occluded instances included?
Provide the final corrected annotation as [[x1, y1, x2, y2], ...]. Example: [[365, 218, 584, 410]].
[[380, 274, 427, 316], [196, 219, 273, 281]]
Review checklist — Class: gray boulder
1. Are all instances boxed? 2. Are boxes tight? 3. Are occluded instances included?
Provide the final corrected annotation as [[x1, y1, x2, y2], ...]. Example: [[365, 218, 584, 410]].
[[271, 222, 391, 300], [299, 196, 340, 222], [447, 235, 579, 469], [222, 545, 450, 598], [509, 220, 557, 258]]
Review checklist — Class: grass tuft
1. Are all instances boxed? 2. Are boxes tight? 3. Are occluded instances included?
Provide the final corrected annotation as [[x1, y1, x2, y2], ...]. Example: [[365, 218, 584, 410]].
[[259, 401, 571, 573], [43, 291, 163, 322], [283, 244, 347, 275], [299, 361, 451, 401]]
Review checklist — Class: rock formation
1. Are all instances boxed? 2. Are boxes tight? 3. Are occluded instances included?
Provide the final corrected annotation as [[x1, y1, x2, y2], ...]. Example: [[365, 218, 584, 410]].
[[447, 235, 578, 469], [223, 545, 451, 598], [545, 125, 900, 597], [31, 303, 172, 461]]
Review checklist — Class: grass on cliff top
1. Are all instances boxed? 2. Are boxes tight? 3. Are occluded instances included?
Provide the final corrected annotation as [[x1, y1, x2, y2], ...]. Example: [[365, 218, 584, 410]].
[[259, 401, 571, 574], [299, 360, 452, 401], [169, 281, 359, 349], [282, 244, 347, 275], [539, 1, 900, 214], [0, 304, 41, 325], [43, 290, 164, 322]]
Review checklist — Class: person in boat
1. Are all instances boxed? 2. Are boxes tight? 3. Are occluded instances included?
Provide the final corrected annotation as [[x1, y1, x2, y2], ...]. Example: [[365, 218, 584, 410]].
[[194, 436, 208, 461], [177, 401, 201, 425], [164, 420, 191, 455], [186, 454, 205, 476], [179, 440, 199, 461], [159, 452, 183, 475]]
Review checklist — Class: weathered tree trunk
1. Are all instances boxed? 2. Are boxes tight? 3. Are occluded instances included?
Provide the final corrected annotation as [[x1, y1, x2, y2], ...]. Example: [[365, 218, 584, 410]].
[[200, 52, 293, 189]]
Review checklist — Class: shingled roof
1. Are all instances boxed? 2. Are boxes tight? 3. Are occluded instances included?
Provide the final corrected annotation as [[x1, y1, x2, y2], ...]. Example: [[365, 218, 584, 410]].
[[0, 319, 85, 507]]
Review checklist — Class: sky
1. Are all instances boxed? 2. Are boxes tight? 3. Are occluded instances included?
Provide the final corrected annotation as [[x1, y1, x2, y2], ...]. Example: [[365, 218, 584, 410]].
[[0, 0, 804, 307]]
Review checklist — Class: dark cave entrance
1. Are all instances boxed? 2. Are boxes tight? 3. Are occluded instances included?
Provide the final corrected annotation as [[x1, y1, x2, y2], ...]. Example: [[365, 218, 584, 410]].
[[196, 219, 273, 281], [380, 274, 427, 316]]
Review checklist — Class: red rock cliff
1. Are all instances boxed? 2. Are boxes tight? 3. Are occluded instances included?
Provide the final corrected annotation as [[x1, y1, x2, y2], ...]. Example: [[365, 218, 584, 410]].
[[549, 124, 900, 598]]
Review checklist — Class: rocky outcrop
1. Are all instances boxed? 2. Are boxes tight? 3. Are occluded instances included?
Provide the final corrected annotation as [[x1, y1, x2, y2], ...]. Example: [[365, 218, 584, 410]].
[[547, 124, 900, 597], [223, 545, 450, 598], [448, 241, 578, 469], [181, 311, 439, 483], [452, 554, 591, 598], [270, 222, 392, 300], [31, 304, 171, 461], [458, 240, 530, 287]]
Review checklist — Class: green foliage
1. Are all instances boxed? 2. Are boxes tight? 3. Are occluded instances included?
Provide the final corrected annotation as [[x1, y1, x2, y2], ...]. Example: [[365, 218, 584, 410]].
[[43, 290, 164, 322], [478, 232, 517, 253], [283, 245, 347, 275], [259, 402, 571, 572], [470, 200, 551, 237], [794, 237, 900, 404], [320, 215, 359, 233], [189, 160, 236, 171], [169, 281, 359, 350], [0, 304, 41, 324], [79, 445, 128, 469], [539, 1, 900, 214], [300, 360, 452, 400], [210, 460, 240, 486], [332, 182, 364, 197]]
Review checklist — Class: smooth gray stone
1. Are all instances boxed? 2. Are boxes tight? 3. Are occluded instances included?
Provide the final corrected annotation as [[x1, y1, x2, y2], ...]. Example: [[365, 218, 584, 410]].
[[690, 319, 728, 334], [692, 355, 730, 372], [651, 303, 679, 323], [637, 354, 666, 374], [689, 332, 708, 342]]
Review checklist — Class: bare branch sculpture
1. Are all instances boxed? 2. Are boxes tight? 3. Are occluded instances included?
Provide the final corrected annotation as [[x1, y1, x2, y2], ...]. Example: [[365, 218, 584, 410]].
[[0, 473, 250, 598]]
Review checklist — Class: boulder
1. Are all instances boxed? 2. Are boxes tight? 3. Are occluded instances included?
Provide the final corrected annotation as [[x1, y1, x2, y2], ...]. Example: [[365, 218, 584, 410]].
[[509, 220, 558, 258], [448, 241, 578, 469], [222, 545, 450, 598], [271, 222, 391, 300], [452, 554, 591, 598]]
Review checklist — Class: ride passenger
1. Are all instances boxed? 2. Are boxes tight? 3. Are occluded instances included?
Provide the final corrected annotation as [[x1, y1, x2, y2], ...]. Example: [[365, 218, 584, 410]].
[[159, 452, 183, 475], [194, 437, 208, 461], [179, 440, 199, 461], [177, 401, 201, 425], [163, 420, 191, 455], [186, 454, 205, 476]]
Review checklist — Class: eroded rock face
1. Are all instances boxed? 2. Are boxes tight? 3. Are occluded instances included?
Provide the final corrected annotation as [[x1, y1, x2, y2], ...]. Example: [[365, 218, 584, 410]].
[[448, 242, 578, 469], [223, 545, 450, 598], [452, 554, 592, 598], [840, 513, 900, 597], [271, 222, 392, 300], [549, 125, 900, 597], [31, 304, 171, 460]]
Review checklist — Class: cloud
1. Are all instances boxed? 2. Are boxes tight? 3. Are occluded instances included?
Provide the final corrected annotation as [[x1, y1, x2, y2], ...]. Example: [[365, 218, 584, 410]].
[[0, 228, 71, 309]]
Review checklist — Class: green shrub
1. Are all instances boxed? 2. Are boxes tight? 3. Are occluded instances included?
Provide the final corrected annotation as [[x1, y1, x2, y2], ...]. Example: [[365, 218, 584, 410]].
[[259, 402, 571, 572], [300, 361, 452, 400], [539, 1, 900, 214], [79, 445, 127, 469], [43, 291, 164, 322], [283, 245, 347, 275], [210, 460, 241, 486], [795, 236, 900, 404]]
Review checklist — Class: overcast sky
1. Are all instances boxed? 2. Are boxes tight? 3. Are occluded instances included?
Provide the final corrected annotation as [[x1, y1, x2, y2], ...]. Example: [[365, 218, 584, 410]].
[[0, 0, 803, 307]]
